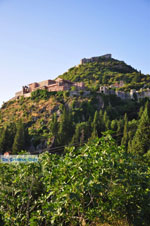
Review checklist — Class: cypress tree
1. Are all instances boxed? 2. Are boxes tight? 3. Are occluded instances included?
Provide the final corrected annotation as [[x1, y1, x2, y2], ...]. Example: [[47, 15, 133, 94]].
[[91, 126, 98, 139], [0, 123, 16, 154], [103, 110, 109, 131], [111, 120, 117, 131], [57, 108, 74, 145], [121, 113, 128, 149], [116, 119, 124, 144], [0, 128, 8, 154], [12, 120, 25, 154], [131, 103, 150, 155], [91, 111, 99, 137], [99, 109, 105, 132], [50, 113, 58, 137], [71, 122, 90, 144], [138, 106, 144, 119], [71, 124, 81, 144], [87, 116, 92, 138]]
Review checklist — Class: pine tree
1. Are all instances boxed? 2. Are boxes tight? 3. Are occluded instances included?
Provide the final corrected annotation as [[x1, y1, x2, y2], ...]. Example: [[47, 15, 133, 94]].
[[131, 103, 150, 155], [12, 120, 25, 154]]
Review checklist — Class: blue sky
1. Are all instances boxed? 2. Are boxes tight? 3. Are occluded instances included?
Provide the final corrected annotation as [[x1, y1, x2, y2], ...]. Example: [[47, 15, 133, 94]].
[[0, 0, 150, 106]]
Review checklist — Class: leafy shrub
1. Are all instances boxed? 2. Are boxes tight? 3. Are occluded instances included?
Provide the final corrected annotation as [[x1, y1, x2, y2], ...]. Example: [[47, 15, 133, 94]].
[[31, 89, 57, 101], [0, 133, 150, 225]]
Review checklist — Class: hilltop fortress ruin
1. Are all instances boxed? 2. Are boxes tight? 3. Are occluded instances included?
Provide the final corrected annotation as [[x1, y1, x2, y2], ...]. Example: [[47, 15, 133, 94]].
[[13, 54, 150, 102], [15, 78, 85, 99], [14, 54, 112, 99], [80, 54, 112, 64]]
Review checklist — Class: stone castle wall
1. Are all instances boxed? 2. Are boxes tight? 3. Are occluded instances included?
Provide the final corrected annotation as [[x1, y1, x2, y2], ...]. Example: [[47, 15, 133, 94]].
[[99, 86, 150, 100], [80, 54, 112, 64]]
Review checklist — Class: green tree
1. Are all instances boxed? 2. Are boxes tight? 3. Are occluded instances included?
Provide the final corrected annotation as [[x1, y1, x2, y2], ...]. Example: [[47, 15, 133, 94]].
[[131, 103, 150, 155], [12, 120, 26, 154], [111, 119, 117, 131], [50, 113, 59, 137], [0, 128, 8, 154], [121, 113, 128, 148], [91, 111, 102, 138], [57, 108, 74, 145], [103, 110, 109, 131], [71, 122, 89, 144], [116, 119, 124, 144], [0, 123, 16, 154]]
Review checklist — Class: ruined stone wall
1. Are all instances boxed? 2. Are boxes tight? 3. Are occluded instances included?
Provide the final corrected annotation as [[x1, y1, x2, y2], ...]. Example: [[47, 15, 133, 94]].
[[15, 90, 23, 97], [29, 82, 39, 92], [39, 80, 55, 87], [80, 54, 112, 65]]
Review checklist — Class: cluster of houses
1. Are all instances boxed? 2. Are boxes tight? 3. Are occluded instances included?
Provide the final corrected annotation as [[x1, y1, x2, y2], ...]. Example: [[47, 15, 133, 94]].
[[15, 78, 85, 98]]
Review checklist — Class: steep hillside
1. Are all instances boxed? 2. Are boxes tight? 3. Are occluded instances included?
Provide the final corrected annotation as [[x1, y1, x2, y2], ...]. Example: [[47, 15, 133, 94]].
[[0, 56, 150, 154], [58, 57, 150, 91]]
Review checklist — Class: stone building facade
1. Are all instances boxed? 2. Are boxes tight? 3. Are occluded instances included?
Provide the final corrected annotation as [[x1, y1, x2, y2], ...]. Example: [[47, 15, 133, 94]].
[[15, 78, 85, 98]]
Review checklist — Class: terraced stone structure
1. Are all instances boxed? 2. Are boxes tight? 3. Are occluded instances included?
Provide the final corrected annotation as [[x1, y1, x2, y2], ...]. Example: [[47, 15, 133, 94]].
[[15, 78, 85, 98]]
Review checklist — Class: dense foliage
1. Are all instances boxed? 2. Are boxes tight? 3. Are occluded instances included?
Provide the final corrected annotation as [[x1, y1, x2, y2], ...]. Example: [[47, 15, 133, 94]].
[[1, 92, 150, 158], [59, 57, 150, 91], [0, 133, 150, 225], [0, 57, 150, 225]]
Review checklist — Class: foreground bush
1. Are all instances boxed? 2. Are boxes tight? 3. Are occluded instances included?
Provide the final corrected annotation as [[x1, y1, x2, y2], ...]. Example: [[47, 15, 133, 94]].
[[0, 133, 150, 225]]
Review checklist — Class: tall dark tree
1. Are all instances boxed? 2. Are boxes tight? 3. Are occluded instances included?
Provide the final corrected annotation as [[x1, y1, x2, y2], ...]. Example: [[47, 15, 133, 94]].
[[121, 113, 128, 149], [91, 111, 102, 137], [71, 122, 89, 145], [57, 107, 74, 145], [0, 128, 8, 154], [0, 123, 16, 154], [103, 110, 109, 131], [116, 119, 124, 144], [12, 120, 26, 154], [131, 103, 150, 155], [111, 120, 118, 131], [50, 113, 59, 137]]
